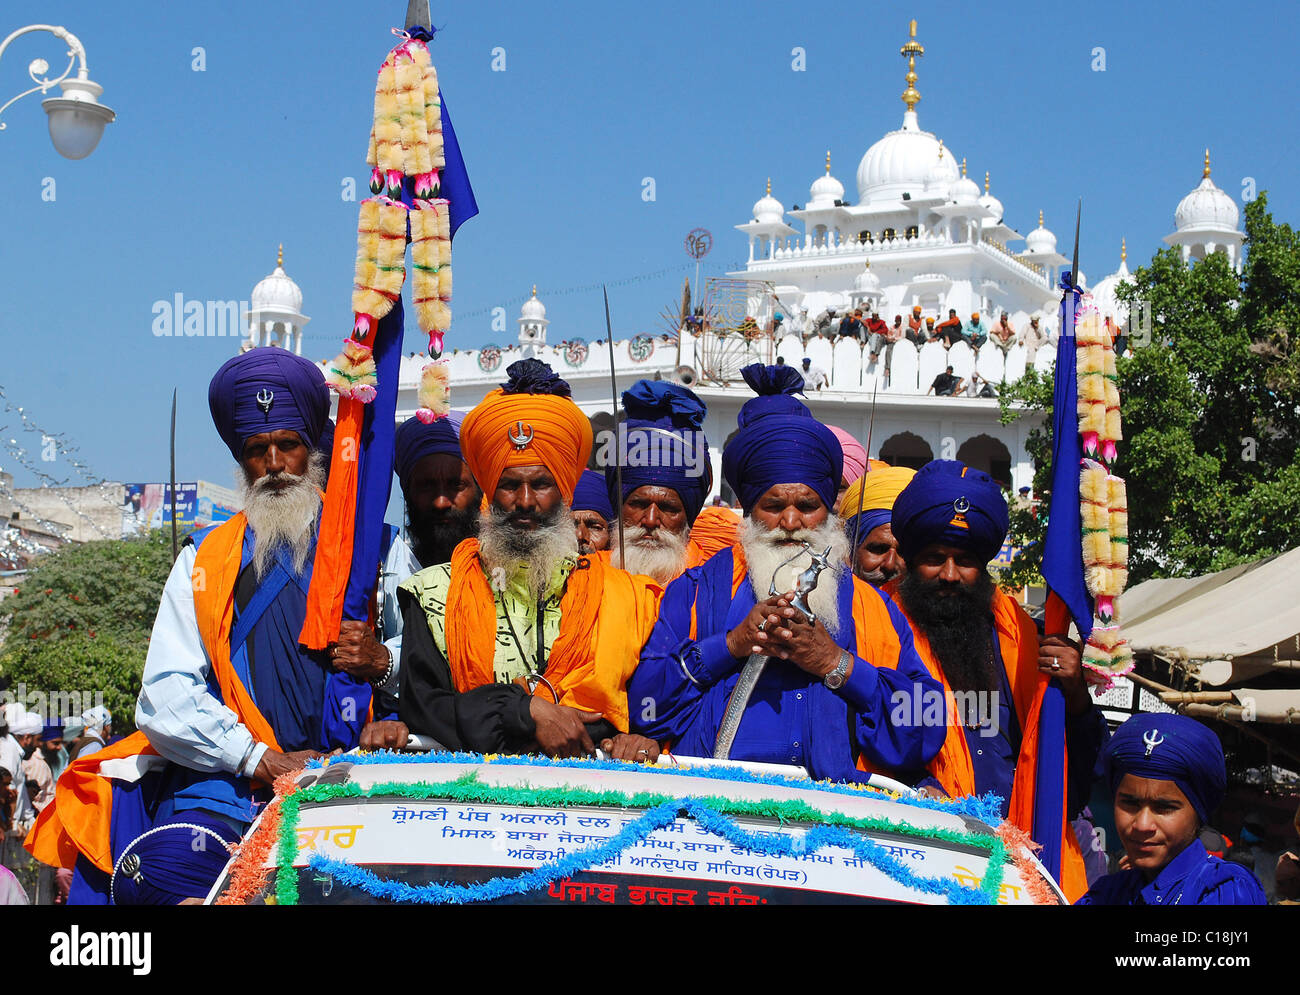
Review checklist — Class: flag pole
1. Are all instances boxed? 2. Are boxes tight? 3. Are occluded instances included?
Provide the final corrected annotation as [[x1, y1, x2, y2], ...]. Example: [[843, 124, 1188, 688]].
[[604, 286, 625, 567]]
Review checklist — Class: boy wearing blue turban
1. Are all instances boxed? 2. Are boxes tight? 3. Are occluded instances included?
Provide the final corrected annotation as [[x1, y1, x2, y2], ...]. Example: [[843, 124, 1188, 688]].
[[604, 380, 711, 585], [1077, 713, 1266, 905], [629, 365, 944, 781]]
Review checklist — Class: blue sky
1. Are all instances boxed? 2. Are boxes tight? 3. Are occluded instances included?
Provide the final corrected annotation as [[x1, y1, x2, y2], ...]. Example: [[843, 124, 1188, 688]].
[[1, 0, 1297, 490]]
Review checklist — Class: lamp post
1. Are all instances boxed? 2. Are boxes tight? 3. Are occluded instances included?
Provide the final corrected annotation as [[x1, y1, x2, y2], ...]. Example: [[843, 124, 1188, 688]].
[[0, 23, 114, 159]]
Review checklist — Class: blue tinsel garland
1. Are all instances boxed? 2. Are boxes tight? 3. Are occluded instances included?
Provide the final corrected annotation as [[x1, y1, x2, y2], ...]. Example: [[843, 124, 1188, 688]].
[[304, 796, 999, 906], [307, 750, 1005, 826]]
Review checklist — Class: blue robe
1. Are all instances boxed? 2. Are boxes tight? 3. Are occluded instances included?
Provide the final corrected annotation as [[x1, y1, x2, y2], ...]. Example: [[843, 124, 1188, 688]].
[[629, 546, 945, 782], [1076, 839, 1267, 906]]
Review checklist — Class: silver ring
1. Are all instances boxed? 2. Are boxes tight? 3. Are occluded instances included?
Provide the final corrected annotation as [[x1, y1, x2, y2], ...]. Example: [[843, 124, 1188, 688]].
[[637, 749, 649, 757], [1051, 660, 1061, 671], [757, 619, 767, 632]]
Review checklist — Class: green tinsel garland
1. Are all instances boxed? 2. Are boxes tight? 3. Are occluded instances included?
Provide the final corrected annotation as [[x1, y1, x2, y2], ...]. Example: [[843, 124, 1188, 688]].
[[272, 771, 1007, 905]]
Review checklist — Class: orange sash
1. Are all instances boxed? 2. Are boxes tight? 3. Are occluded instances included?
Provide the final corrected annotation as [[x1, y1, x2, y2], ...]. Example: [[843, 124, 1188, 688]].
[[442, 539, 661, 732], [25, 514, 282, 874], [873, 581, 1087, 901]]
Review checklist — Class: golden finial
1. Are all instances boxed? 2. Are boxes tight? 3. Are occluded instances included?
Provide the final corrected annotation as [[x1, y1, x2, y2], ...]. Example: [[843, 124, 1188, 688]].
[[1203, 148, 1211, 178], [1121, 237, 1127, 263], [765, 177, 771, 196], [937, 139, 944, 161], [277, 243, 283, 268], [825, 150, 832, 174], [984, 171, 990, 194], [900, 19, 924, 112], [960, 158, 967, 178], [1038, 210, 1044, 227], [531, 285, 537, 297]]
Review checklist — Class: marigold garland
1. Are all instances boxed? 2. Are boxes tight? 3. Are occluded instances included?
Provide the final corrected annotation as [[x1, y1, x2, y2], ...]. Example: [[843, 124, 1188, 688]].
[[263, 772, 1018, 906]]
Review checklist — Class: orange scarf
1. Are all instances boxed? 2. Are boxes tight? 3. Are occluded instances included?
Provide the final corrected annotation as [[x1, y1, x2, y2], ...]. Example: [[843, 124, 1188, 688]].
[[26, 514, 282, 874], [685, 507, 740, 569], [875, 581, 1087, 901], [442, 539, 660, 731]]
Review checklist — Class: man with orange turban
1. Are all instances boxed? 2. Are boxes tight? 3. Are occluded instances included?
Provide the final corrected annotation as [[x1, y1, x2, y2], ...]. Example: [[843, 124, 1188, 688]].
[[838, 464, 915, 587], [373, 360, 663, 763]]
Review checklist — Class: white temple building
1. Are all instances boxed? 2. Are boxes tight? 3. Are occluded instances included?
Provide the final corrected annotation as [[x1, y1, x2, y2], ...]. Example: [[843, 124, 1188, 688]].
[[242, 245, 310, 355], [235, 20, 1241, 506]]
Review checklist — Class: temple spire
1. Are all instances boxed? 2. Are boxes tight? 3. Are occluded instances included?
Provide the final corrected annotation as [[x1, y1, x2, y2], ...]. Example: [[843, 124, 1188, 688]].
[[277, 243, 283, 268], [899, 19, 924, 112], [1203, 148, 1211, 178]]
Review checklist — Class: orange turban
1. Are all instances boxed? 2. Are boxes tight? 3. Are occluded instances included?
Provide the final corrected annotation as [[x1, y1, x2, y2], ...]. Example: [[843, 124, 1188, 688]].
[[459, 361, 593, 504]]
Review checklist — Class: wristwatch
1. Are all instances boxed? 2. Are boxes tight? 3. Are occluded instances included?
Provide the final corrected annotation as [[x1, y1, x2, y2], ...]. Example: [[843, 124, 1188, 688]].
[[823, 650, 852, 690]]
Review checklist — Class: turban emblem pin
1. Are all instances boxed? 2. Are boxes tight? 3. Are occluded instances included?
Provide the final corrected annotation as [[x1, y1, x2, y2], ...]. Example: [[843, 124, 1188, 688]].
[[1143, 728, 1164, 757], [508, 421, 534, 450], [953, 496, 971, 514], [256, 388, 275, 414]]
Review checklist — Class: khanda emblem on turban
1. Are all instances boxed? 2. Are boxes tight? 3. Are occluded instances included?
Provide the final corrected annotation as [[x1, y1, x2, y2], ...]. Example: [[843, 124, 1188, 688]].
[[256, 388, 275, 415], [508, 420, 534, 451], [1143, 728, 1164, 757], [950, 495, 971, 530]]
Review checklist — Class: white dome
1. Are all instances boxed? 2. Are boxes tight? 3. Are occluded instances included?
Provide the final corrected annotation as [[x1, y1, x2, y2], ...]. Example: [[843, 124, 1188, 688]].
[[521, 288, 546, 320], [752, 192, 784, 224], [856, 110, 956, 205], [854, 263, 880, 293], [978, 174, 1003, 222], [1025, 214, 1057, 255], [949, 174, 980, 207], [1175, 175, 1239, 233], [1091, 243, 1131, 324], [810, 172, 844, 206], [251, 257, 302, 313]]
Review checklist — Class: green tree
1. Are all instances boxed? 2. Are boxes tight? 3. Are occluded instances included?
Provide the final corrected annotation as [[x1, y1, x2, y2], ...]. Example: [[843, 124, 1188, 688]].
[[0, 531, 174, 733], [1000, 193, 1300, 585]]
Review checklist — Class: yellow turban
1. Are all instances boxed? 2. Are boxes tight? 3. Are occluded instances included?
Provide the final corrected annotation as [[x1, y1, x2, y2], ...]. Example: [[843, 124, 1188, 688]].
[[459, 373, 593, 505], [838, 465, 917, 538]]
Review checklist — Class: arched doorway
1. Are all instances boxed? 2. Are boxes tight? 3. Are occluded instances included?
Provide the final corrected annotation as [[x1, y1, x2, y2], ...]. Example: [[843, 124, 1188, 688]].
[[879, 431, 933, 470], [956, 433, 1013, 488]]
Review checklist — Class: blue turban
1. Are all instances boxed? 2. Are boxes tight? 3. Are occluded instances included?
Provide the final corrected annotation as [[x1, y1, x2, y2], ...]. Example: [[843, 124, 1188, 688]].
[[611, 380, 711, 524], [1103, 713, 1225, 822], [722, 364, 840, 515], [208, 350, 330, 461], [573, 469, 614, 520], [891, 459, 1009, 566], [110, 811, 241, 906], [394, 415, 463, 492]]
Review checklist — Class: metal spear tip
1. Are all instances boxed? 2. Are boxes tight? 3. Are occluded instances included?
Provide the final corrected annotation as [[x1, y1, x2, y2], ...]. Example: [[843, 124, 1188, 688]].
[[405, 0, 432, 30]]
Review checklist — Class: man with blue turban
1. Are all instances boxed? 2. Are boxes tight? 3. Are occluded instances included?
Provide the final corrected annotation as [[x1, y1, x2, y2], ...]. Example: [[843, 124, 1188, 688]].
[[604, 380, 711, 585], [394, 413, 482, 568], [629, 365, 944, 782], [1078, 714, 1265, 905], [880, 459, 1107, 901], [27, 350, 418, 903], [571, 469, 614, 554]]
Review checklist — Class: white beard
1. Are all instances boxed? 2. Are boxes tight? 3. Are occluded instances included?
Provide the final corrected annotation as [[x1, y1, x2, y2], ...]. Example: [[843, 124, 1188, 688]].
[[237, 451, 327, 580], [738, 516, 849, 634], [478, 502, 578, 601], [613, 523, 690, 585]]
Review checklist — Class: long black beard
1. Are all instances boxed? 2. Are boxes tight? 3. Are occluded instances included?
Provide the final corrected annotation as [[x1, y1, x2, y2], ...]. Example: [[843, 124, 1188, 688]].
[[898, 570, 997, 693], [408, 503, 480, 568]]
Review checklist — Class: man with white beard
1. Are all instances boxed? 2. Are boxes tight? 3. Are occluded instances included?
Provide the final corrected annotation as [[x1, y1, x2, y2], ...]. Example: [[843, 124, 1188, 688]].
[[376, 360, 663, 762], [26, 351, 417, 904], [607, 380, 713, 586], [629, 365, 944, 782]]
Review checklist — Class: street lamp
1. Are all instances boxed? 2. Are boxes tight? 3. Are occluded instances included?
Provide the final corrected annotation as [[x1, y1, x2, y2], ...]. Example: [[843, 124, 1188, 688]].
[[0, 23, 114, 159]]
